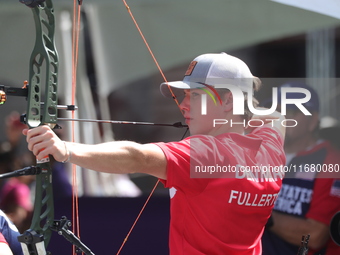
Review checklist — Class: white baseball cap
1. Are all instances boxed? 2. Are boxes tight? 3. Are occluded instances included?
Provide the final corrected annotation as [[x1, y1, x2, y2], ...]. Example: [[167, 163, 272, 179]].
[[160, 52, 255, 97]]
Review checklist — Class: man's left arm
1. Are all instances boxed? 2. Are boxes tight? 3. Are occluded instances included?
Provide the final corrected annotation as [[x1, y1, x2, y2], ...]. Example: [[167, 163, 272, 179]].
[[268, 211, 329, 250], [246, 109, 286, 138], [269, 176, 340, 250]]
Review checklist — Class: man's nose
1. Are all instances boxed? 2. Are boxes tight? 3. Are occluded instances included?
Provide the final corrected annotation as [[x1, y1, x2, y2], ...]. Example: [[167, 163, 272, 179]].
[[179, 96, 190, 111]]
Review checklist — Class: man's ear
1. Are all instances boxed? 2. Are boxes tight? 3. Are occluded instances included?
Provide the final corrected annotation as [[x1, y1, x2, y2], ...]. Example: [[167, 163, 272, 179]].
[[222, 92, 233, 112], [309, 112, 319, 132]]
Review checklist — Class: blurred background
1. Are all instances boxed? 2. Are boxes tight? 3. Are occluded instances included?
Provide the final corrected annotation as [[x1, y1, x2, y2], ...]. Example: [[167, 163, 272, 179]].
[[0, 0, 340, 254]]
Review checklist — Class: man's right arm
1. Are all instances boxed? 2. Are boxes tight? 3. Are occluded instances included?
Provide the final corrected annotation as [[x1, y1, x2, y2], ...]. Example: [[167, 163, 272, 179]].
[[66, 141, 168, 180], [23, 126, 168, 180]]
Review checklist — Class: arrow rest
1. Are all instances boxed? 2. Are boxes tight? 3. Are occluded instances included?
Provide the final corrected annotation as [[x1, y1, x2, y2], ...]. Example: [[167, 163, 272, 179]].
[[20, 113, 62, 130]]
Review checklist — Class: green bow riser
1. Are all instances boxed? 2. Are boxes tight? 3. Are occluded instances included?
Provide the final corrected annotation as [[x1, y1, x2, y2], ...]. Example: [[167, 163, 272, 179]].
[[18, 0, 58, 254]]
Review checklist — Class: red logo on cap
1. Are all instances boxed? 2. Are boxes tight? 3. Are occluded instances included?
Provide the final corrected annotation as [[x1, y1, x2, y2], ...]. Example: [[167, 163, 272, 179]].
[[185, 61, 197, 76]]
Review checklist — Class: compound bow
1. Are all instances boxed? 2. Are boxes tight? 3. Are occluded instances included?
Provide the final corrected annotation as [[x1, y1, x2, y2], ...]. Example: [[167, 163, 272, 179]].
[[0, 0, 187, 254], [0, 0, 93, 254]]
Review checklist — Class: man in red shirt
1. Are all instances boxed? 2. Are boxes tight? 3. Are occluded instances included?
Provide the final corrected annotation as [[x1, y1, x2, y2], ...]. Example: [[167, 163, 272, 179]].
[[23, 53, 286, 254]]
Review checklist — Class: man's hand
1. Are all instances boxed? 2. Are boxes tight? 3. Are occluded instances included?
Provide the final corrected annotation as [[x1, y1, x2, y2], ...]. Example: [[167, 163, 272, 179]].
[[22, 125, 68, 162]]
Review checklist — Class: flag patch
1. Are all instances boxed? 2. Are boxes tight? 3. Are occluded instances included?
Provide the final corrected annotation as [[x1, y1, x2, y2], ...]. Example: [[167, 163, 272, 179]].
[[330, 179, 340, 197]]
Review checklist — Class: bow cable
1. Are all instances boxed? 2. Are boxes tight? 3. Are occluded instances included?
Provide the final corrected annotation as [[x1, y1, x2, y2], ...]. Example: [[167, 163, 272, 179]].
[[67, 1, 187, 254], [116, 1, 188, 254], [121, 0, 183, 112], [71, 0, 83, 254]]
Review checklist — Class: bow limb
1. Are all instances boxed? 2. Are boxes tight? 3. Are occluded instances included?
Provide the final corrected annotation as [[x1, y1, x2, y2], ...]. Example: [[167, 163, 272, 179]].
[[18, 0, 58, 253]]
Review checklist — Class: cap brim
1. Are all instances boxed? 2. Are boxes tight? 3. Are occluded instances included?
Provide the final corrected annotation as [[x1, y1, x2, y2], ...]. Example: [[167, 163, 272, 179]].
[[160, 81, 205, 98]]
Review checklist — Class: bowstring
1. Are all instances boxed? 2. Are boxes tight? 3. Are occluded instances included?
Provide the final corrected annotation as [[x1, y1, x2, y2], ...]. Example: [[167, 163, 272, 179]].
[[116, 1, 187, 254], [71, 0, 82, 254], [115, 179, 160, 255], [121, 0, 183, 112], [69, 1, 186, 253]]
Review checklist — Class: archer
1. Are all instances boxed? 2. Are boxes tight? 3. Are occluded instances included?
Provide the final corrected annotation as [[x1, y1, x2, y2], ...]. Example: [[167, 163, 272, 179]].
[[24, 52, 286, 254]]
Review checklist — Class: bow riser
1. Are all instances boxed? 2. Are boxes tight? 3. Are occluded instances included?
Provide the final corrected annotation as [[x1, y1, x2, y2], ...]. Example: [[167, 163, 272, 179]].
[[18, 0, 58, 253], [26, 0, 58, 129]]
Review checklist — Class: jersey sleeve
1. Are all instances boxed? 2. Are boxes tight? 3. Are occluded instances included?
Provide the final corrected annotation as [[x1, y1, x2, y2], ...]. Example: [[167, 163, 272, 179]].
[[155, 137, 215, 196], [305, 178, 340, 225], [305, 148, 340, 225], [155, 138, 191, 188]]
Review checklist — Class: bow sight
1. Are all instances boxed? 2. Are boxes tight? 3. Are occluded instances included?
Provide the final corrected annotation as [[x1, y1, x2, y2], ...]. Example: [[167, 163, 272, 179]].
[[0, 82, 77, 125], [0, 83, 28, 104]]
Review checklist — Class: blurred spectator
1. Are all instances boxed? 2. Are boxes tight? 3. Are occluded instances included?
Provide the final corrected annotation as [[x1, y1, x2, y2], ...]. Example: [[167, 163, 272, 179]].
[[0, 176, 33, 233], [319, 116, 340, 151], [0, 234, 13, 255], [0, 112, 73, 232], [261, 81, 340, 255], [0, 112, 28, 177], [0, 209, 23, 255], [0, 112, 34, 232]]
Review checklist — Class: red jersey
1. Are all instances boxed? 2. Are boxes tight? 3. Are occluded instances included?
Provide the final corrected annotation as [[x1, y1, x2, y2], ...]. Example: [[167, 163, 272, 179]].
[[156, 126, 285, 255]]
